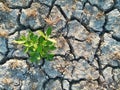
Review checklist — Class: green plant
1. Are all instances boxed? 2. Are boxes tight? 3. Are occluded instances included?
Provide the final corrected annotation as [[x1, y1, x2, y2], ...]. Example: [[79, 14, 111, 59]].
[[14, 27, 56, 63]]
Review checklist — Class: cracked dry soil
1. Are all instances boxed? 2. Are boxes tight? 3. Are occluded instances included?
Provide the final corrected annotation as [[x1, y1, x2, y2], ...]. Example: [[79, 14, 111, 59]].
[[0, 0, 120, 90]]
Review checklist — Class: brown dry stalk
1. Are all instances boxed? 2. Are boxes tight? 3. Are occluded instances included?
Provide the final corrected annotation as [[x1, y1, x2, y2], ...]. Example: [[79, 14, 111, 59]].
[[0, 0, 11, 12], [44, 16, 61, 25], [0, 30, 8, 38]]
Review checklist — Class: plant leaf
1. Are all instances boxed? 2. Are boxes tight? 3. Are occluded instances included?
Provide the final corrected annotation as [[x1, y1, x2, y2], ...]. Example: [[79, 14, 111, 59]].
[[13, 27, 56, 63], [13, 40, 25, 44], [46, 27, 52, 36], [38, 31, 46, 39], [47, 38, 56, 43], [47, 54, 54, 61]]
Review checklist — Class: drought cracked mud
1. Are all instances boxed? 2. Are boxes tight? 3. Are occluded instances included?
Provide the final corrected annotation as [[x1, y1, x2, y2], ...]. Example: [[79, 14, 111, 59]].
[[0, 0, 120, 90]]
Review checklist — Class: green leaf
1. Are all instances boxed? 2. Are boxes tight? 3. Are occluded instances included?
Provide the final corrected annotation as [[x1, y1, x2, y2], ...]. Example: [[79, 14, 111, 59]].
[[30, 56, 36, 62], [47, 54, 54, 61], [24, 47, 29, 53], [47, 38, 56, 43], [46, 27, 52, 36], [19, 35, 26, 41], [46, 40, 52, 45], [29, 52, 40, 62], [13, 40, 25, 44], [38, 31, 46, 39], [37, 44, 42, 54], [23, 43, 30, 47], [33, 44, 38, 50], [39, 36, 44, 43], [49, 45, 56, 50], [33, 35, 38, 42], [31, 34, 38, 43]]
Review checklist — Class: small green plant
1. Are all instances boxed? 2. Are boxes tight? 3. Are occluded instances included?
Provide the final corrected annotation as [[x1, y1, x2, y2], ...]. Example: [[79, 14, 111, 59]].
[[14, 27, 56, 63]]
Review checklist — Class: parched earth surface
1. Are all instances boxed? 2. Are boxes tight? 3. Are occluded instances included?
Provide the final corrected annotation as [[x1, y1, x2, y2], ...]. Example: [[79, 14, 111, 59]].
[[0, 0, 120, 90]]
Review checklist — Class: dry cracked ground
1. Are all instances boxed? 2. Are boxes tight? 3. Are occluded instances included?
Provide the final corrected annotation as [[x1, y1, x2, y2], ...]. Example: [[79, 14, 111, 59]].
[[0, 0, 120, 90]]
